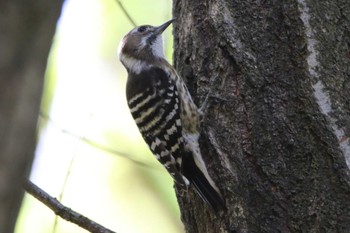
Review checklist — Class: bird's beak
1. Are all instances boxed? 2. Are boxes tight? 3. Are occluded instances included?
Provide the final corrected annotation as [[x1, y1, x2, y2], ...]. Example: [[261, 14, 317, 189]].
[[154, 19, 175, 35]]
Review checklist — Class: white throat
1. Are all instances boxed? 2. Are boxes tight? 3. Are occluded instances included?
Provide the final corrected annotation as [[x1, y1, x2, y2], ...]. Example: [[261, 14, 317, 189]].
[[119, 55, 151, 75], [149, 36, 165, 59]]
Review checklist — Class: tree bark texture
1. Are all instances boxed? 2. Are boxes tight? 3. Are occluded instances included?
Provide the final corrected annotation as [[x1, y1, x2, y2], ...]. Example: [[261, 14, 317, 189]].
[[173, 0, 350, 232], [0, 1, 63, 232]]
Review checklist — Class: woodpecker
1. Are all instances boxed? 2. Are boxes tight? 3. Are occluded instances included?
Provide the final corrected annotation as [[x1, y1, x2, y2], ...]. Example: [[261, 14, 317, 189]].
[[118, 19, 225, 211]]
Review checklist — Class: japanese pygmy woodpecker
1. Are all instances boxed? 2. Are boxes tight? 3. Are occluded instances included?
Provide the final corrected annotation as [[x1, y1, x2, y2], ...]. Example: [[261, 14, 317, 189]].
[[118, 19, 225, 211]]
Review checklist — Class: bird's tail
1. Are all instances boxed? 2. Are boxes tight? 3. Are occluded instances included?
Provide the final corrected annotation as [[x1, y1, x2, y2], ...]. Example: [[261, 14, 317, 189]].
[[182, 152, 226, 212]]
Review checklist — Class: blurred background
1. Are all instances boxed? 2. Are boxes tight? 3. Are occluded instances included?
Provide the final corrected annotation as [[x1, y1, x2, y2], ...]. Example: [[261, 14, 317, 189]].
[[14, 0, 184, 232]]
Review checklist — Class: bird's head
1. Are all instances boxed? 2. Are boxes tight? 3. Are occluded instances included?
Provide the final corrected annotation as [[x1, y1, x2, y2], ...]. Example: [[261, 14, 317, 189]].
[[118, 19, 174, 73]]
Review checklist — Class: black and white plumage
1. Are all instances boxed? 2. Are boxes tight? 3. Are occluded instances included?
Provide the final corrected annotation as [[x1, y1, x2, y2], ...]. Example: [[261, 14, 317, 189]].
[[118, 19, 225, 211]]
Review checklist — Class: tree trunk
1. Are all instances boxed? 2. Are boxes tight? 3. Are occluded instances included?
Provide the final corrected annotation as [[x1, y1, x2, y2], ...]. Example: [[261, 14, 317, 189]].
[[173, 0, 350, 232], [0, 1, 63, 232]]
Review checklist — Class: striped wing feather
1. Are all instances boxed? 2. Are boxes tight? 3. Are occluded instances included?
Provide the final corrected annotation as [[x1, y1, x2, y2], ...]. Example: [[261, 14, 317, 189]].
[[126, 67, 186, 187]]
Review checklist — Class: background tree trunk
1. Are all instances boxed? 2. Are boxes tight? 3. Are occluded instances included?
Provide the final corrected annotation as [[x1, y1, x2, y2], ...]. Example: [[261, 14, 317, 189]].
[[0, 1, 63, 232], [173, 0, 350, 232]]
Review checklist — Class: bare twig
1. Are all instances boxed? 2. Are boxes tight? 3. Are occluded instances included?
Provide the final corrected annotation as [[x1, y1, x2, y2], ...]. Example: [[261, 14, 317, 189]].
[[115, 0, 137, 27], [23, 179, 116, 233], [39, 111, 159, 170], [52, 150, 76, 233]]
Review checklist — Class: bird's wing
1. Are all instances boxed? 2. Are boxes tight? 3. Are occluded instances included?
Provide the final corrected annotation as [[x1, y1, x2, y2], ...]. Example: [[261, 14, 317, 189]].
[[126, 67, 187, 187]]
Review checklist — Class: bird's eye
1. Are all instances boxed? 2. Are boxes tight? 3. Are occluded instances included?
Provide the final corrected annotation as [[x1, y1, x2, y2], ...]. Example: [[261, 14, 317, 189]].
[[138, 26, 147, 33]]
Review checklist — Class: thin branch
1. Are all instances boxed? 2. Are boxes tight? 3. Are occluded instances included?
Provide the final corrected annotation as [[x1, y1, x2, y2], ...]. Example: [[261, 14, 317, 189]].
[[52, 150, 76, 233], [23, 179, 116, 233], [115, 0, 137, 27], [39, 112, 159, 170]]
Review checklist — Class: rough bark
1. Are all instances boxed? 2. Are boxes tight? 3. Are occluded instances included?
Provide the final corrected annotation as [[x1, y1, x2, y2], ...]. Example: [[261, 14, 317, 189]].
[[0, 1, 63, 232], [173, 0, 350, 232]]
